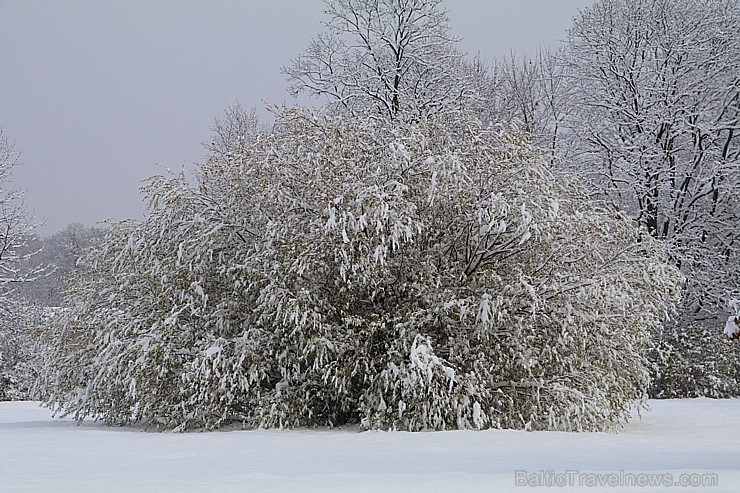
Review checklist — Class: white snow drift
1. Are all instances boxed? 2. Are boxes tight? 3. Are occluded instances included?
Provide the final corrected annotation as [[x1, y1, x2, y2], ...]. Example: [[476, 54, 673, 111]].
[[1, 398, 739, 492]]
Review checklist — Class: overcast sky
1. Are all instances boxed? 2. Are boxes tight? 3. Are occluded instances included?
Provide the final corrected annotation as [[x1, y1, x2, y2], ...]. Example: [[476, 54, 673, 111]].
[[0, 0, 594, 236]]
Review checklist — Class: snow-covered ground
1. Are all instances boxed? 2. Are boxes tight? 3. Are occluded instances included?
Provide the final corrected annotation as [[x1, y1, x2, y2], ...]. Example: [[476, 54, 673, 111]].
[[1, 399, 738, 492]]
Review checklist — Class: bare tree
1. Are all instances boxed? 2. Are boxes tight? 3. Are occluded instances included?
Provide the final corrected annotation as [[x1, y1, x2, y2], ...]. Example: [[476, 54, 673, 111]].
[[0, 131, 43, 311], [559, 0, 740, 325], [0, 130, 44, 400], [202, 102, 262, 163], [283, 0, 479, 119], [491, 48, 570, 164]]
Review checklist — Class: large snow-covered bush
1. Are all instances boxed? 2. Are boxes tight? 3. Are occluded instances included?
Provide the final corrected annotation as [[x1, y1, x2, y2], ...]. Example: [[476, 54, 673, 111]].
[[38, 110, 682, 431]]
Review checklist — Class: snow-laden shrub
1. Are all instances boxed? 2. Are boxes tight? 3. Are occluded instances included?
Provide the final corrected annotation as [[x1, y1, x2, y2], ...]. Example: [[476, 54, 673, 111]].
[[649, 299, 740, 399], [37, 110, 682, 431], [649, 323, 740, 399], [1, 300, 45, 401], [0, 328, 30, 401]]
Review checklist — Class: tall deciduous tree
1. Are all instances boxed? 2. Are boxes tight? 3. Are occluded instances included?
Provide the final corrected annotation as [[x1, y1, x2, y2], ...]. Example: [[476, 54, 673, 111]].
[[283, 0, 481, 119], [557, 0, 739, 326], [0, 130, 44, 400], [487, 49, 569, 164]]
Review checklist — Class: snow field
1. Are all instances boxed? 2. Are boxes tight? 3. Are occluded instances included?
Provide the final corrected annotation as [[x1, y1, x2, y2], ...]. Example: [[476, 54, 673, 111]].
[[1, 398, 739, 492]]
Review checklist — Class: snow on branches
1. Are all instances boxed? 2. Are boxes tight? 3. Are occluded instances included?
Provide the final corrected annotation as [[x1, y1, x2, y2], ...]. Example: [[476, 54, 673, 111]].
[[283, 0, 481, 119], [38, 110, 682, 432], [560, 0, 740, 327], [0, 131, 45, 401]]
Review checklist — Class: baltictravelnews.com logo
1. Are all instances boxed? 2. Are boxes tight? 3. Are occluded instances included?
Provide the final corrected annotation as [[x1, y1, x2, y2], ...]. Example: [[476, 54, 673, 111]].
[[514, 470, 719, 488]]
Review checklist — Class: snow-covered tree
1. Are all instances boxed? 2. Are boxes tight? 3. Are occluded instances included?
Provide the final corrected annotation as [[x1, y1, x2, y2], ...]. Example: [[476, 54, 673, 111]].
[[476, 0, 740, 398], [283, 0, 482, 119], [38, 109, 682, 431], [0, 130, 44, 400], [0, 131, 42, 297], [559, 0, 740, 327]]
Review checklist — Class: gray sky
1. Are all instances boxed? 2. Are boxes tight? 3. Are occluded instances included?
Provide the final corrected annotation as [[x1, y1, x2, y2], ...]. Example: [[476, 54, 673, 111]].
[[0, 0, 594, 236]]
